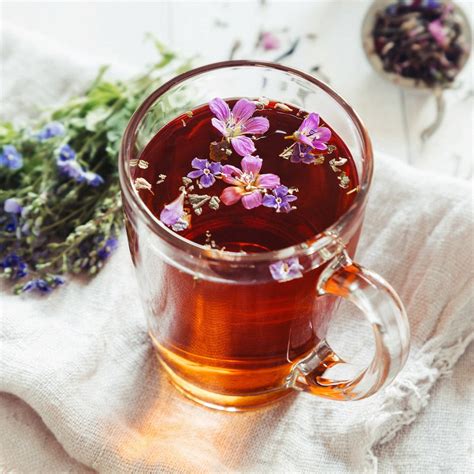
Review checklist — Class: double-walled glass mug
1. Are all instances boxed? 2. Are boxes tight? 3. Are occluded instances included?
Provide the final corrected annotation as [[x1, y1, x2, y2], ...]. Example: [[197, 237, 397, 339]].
[[119, 61, 410, 411]]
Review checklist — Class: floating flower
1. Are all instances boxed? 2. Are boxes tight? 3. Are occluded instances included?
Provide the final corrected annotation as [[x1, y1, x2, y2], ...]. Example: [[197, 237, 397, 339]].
[[269, 257, 304, 282], [262, 185, 298, 213], [290, 143, 316, 164], [287, 113, 331, 151], [97, 237, 119, 260], [220, 155, 280, 210], [209, 97, 270, 156], [37, 122, 65, 141], [160, 191, 190, 232], [0, 145, 23, 170], [187, 158, 222, 188], [260, 31, 280, 51], [0, 253, 28, 279], [58, 144, 76, 162], [4, 198, 23, 214]]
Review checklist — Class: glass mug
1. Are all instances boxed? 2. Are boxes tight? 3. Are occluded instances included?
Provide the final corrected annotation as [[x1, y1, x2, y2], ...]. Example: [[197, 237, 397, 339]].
[[119, 61, 410, 411]]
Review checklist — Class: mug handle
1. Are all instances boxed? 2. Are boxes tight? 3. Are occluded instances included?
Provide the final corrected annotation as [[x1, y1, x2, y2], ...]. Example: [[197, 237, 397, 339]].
[[288, 250, 410, 401]]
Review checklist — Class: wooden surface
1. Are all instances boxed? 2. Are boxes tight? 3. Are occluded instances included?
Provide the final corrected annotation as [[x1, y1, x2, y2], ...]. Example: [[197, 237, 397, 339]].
[[3, 0, 473, 179]]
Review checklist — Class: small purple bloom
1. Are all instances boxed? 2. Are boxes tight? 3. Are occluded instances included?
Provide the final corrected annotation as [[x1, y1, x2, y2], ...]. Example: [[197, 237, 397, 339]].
[[289, 113, 331, 151], [0, 145, 23, 170], [97, 237, 119, 260], [4, 198, 22, 214], [220, 155, 280, 210], [187, 158, 222, 188], [37, 122, 65, 141], [290, 143, 316, 164], [160, 192, 190, 232], [428, 19, 447, 47], [83, 171, 104, 187], [21, 278, 51, 294], [0, 253, 28, 279], [262, 185, 298, 213], [57, 159, 85, 183], [58, 144, 76, 162], [209, 97, 270, 156], [260, 31, 280, 51], [269, 257, 304, 282]]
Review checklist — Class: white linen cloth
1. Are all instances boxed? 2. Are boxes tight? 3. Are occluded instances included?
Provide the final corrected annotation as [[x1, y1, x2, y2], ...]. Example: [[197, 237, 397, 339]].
[[1, 26, 473, 473]]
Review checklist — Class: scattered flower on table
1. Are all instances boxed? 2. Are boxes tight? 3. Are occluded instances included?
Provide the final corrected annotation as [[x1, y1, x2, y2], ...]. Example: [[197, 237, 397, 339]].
[[20, 276, 64, 294], [37, 122, 65, 141], [262, 185, 298, 213], [209, 97, 270, 156], [160, 191, 190, 232], [0, 145, 23, 170], [220, 155, 280, 209], [269, 257, 304, 282], [187, 158, 222, 188], [260, 31, 280, 51]]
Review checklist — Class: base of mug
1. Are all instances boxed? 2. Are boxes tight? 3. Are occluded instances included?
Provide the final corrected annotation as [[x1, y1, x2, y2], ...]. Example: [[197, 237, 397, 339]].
[[159, 358, 294, 411]]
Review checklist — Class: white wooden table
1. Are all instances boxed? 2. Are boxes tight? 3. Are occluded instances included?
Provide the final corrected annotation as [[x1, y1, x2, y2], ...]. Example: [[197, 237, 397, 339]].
[[3, 0, 473, 179]]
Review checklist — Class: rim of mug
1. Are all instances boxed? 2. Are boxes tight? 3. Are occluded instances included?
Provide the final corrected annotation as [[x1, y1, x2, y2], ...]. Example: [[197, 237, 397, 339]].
[[119, 60, 374, 263]]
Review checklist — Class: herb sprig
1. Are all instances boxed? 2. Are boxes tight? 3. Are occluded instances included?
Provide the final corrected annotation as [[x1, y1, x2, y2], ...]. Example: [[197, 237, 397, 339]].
[[0, 42, 189, 294]]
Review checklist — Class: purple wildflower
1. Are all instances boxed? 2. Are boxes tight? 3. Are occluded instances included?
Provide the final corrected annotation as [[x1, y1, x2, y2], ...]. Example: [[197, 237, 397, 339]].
[[57, 159, 85, 183], [0, 253, 28, 279], [209, 97, 270, 156], [288, 113, 331, 151], [187, 158, 222, 188], [262, 185, 297, 213], [21, 278, 51, 294], [220, 155, 280, 210], [4, 198, 22, 214], [290, 143, 316, 164], [260, 31, 280, 51], [37, 122, 65, 141], [97, 237, 119, 260], [83, 171, 105, 187], [0, 145, 23, 170], [58, 144, 76, 162], [269, 257, 304, 282], [160, 192, 190, 232]]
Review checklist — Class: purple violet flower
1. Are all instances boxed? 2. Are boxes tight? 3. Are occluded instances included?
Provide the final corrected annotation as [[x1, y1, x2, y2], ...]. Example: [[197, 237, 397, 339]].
[[260, 31, 280, 51], [37, 122, 65, 141], [269, 257, 304, 282], [97, 237, 119, 260], [58, 144, 76, 162], [0, 253, 28, 279], [0, 145, 23, 170], [288, 113, 331, 151], [21, 278, 51, 294], [160, 192, 190, 232], [209, 97, 270, 156], [220, 155, 280, 210], [83, 171, 105, 187], [57, 159, 85, 183], [4, 198, 23, 214], [290, 143, 316, 164], [262, 185, 298, 213], [187, 158, 222, 188]]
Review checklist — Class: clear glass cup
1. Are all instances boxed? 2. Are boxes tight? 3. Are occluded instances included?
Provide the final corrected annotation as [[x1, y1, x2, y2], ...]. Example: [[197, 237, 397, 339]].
[[119, 60, 410, 411]]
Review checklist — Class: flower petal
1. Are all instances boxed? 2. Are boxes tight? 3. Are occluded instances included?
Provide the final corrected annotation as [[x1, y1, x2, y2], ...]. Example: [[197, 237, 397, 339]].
[[262, 194, 277, 208], [257, 173, 280, 189], [200, 173, 216, 188], [241, 191, 263, 209], [209, 97, 231, 121], [191, 157, 208, 170], [220, 186, 243, 206], [300, 113, 320, 134], [274, 185, 289, 198], [313, 141, 328, 151], [232, 98, 256, 123], [209, 161, 222, 174], [211, 118, 228, 137], [160, 192, 185, 227], [313, 127, 331, 143], [187, 169, 204, 179], [4, 198, 22, 214], [286, 194, 298, 202], [241, 155, 263, 175], [231, 136, 256, 156], [298, 134, 315, 147], [242, 117, 270, 135]]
